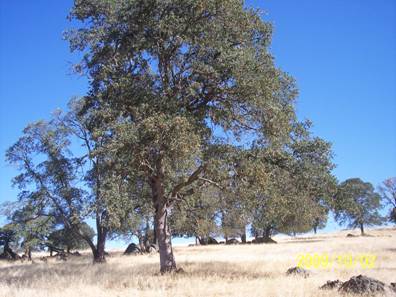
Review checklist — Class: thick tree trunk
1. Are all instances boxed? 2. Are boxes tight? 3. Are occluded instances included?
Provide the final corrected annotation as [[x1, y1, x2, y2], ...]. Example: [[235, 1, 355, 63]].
[[155, 204, 176, 273], [360, 223, 364, 235], [93, 230, 106, 263]]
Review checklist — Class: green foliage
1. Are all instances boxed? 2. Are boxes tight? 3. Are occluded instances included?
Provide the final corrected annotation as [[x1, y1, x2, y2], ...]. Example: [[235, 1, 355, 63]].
[[170, 186, 220, 239], [48, 223, 95, 252], [334, 178, 384, 233], [378, 177, 396, 224], [249, 122, 336, 236], [0, 224, 18, 250]]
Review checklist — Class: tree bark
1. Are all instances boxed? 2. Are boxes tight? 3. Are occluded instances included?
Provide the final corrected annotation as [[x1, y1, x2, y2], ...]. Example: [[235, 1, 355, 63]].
[[93, 227, 107, 263], [155, 203, 176, 273], [360, 223, 364, 235], [151, 173, 177, 273]]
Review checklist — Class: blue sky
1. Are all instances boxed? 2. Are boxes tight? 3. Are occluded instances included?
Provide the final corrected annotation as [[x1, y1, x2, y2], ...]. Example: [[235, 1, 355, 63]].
[[0, 1, 395, 243]]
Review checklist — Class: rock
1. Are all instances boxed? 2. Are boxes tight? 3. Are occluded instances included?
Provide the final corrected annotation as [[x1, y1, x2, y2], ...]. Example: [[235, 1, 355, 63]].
[[197, 236, 218, 245], [390, 282, 396, 293], [70, 251, 81, 256], [339, 275, 385, 295], [150, 244, 158, 251], [188, 244, 196, 247], [124, 243, 141, 255], [207, 237, 218, 245], [226, 238, 239, 245], [252, 237, 277, 244], [346, 233, 357, 237], [286, 267, 310, 278], [147, 244, 158, 254], [320, 280, 343, 290], [219, 241, 225, 244]]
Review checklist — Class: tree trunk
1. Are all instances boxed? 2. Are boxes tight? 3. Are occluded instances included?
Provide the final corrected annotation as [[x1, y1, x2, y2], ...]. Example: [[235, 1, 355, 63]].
[[138, 233, 145, 252], [24, 246, 32, 261], [93, 227, 107, 263], [264, 226, 272, 239], [153, 220, 158, 246], [360, 223, 364, 235], [143, 219, 151, 250], [155, 204, 176, 273], [240, 231, 246, 243], [313, 225, 317, 234]]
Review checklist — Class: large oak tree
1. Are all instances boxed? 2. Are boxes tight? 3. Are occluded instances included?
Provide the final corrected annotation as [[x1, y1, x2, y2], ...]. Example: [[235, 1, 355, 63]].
[[67, 0, 301, 272]]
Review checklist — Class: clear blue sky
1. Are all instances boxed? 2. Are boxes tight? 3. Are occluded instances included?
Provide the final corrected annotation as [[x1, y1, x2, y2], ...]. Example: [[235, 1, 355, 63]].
[[0, 1, 395, 239]]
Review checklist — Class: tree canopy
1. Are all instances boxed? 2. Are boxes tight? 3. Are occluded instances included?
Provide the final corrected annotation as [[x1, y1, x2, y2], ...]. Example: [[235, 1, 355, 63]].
[[334, 178, 383, 235], [1, 0, 339, 273]]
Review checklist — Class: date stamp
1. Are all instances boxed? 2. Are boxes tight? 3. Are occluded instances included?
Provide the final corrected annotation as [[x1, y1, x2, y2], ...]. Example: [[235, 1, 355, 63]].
[[296, 253, 377, 269]]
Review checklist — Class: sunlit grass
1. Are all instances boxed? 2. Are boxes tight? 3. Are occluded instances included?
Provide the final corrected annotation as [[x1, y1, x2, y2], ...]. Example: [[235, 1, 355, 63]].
[[0, 228, 394, 297]]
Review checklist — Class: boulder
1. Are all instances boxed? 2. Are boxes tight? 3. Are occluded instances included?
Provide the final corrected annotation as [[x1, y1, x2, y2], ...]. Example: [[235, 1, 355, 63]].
[[207, 237, 218, 245], [338, 275, 385, 295], [198, 237, 218, 245], [346, 233, 357, 237], [226, 238, 239, 245], [320, 280, 343, 290], [252, 237, 277, 244], [286, 267, 310, 278], [124, 243, 141, 255], [390, 282, 396, 293], [147, 244, 158, 254]]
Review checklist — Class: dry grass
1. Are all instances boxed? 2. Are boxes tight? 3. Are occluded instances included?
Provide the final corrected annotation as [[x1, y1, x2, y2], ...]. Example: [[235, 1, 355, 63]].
[[0, 228, 395, 297]]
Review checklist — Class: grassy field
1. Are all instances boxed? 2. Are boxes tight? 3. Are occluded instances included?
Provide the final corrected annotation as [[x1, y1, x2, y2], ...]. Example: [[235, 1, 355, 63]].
[[0, 228, 394, 297]]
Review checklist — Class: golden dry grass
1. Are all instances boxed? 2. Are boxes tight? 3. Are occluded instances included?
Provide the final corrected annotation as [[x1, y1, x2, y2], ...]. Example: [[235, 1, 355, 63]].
[[0, 228, 395, 297]]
